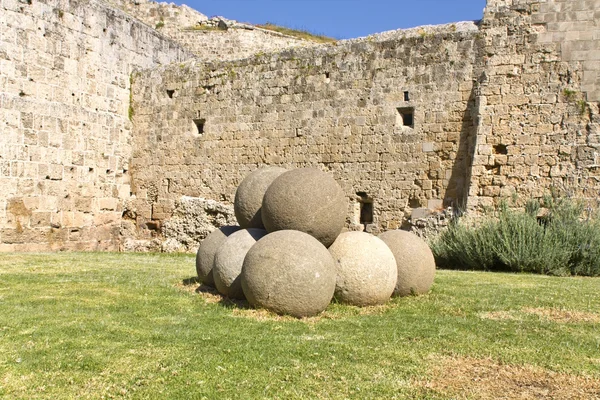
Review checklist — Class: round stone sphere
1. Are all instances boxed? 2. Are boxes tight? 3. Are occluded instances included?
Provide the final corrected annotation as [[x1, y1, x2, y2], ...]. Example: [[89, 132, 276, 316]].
[[234, 166, 287, 229], [378, 230, 436, 297], [261, 168, 347, 247], [328, 231, 397, 306], [213, 228, 267, 299], [195, 226, 241, 286], [241, 230, 336, 318]]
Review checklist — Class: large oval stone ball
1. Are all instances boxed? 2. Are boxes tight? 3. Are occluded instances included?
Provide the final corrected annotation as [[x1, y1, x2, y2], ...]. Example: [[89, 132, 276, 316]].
[[378, 230, 436, 297], [213, 228, 267, 299], [234, 166, 287, 229], [241, 230, 336, 317], [195, 226, 241, 286], [328, 231, 397, 306], [261, 168, 347, 247]]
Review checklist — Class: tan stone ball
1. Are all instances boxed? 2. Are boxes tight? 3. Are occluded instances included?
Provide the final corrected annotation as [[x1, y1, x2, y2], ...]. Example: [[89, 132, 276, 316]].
[[195, 226, 241, 286], [213, 228, 267, 299], [378, 230, 436, 296], [241, 230, 336, 318], [234, 166, 288, 229], [328, 231, 397, 306], [261, 168, 347, 247]]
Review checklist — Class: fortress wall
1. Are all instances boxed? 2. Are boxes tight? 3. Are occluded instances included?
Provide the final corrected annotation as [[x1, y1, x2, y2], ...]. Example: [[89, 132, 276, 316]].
[[165, 28, 314, 62], [130, 25, 480, 244], [534, 0, 600, 102], [0, 0, 191, 251], [104, 0, 208, 33], [468, 0, 600, 210], [104, 0, 310, 63]]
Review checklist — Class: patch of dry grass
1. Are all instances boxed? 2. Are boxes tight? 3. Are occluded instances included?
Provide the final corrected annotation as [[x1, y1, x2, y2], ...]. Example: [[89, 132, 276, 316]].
[[420, 356, 600, 400], [479, 307, 600, 324], [256, 23, 336, 43]]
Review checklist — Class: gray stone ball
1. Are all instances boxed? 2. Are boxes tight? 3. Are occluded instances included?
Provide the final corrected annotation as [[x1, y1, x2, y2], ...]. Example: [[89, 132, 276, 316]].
[[195, 226, 241, 286], [213, 228, 267, 299], [261, 168, 347, 247], [234, 166, 288, 229], [241, 230, 336, 317], [378, 230, 436, 297], [328, 231, 397, 306]]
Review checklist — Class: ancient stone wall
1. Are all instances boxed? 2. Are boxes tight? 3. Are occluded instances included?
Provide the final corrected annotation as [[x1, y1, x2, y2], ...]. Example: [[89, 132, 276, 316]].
[[468, 0, 600, 210], [130, 23, 481, 248], [105, 0, 311, 62], [0, 0, 192, 251], [2, 0, 600, 252], [104, 0, 207, 33], [165, 25, 314, 62]]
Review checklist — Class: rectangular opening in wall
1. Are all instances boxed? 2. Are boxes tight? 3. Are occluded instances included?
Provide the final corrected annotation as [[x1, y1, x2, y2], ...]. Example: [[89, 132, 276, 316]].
[[404, 91, 410, 101], [396, 107, 414, 128], [356, 191, 374, 231], [193, 118, 206, 134]]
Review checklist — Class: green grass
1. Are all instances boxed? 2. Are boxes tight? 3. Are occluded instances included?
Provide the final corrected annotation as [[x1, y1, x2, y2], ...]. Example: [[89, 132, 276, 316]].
[[0, 253, 599, 399], [256, 23, 336, 44]]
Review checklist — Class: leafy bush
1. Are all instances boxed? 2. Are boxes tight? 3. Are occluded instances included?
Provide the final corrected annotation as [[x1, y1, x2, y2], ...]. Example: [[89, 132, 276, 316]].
[[431, 197, 600, 276]]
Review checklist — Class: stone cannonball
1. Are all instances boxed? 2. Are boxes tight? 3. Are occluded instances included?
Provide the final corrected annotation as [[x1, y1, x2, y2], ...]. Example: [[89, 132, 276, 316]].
[[213, 228, 267, 299], [234, 166, 288, 229], [261, 168, 347, 247], [378, 230, 436, 297], [241, 230, 336, 318], [328, 231, 397, 306], [195, 226, 241, 286]]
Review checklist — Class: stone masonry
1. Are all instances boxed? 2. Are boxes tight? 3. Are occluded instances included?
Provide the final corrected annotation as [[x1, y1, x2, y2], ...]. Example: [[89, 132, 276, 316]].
[[105, 0, 313, 62], [0, 0, 599, 251], [0, 0, 191, 251]]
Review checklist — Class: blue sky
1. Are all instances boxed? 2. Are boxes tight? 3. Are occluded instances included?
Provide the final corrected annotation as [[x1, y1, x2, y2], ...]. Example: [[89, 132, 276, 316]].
[[175, 0, 487, 39]]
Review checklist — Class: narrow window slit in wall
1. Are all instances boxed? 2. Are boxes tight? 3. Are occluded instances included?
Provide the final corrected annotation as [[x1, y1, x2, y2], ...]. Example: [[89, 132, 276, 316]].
[[193, 118, 206, 135], [166, 89, 175, 98], [409, 198, 421, 208], [324, 72, 330, 83], [404, 91, 410, 101], [356, 192, 374, 231], [396, 107, 414, 128], [485, 163, 501, 175], [493, 144, 508, 155]]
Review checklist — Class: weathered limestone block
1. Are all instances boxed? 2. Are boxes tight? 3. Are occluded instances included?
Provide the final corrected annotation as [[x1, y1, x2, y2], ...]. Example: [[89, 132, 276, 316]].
[[241, 230, 336, 317], [261, 168, 347, 247], [162, 196, 237, 252], [328, 231, 397, 306]]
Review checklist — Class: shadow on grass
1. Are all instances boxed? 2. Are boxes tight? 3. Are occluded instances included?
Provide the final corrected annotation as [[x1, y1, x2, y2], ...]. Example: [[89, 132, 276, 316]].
[[181, 277, 251, 310]]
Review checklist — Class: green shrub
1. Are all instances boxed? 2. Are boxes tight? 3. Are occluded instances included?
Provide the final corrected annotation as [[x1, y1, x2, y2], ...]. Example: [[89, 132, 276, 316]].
[[431, 197, 600, 277]]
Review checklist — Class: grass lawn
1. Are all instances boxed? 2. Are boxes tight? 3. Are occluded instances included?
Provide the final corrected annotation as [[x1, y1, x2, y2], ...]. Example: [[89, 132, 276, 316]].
[[0, 252, 599, 399]]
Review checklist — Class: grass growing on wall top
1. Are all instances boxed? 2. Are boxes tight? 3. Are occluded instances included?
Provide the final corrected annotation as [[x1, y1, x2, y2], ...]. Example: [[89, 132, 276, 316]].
[[256, 22, 337, 43], [0, 252, 599, 399]]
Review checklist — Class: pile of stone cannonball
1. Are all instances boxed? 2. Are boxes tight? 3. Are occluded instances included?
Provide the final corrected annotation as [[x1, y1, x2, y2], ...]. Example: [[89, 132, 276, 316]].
[[195, 166, 436, 318]]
